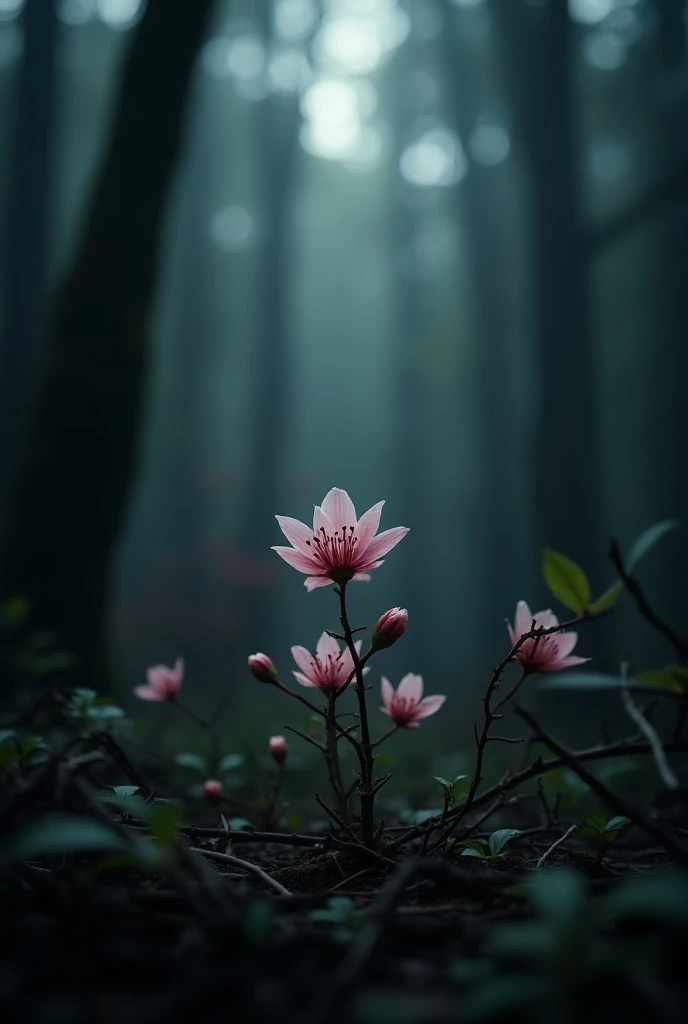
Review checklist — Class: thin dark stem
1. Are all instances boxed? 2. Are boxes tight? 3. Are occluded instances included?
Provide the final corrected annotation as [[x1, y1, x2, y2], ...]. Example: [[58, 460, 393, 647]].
[[337, 582, 376, 848], [515, 704, 688, 865], [283, 724, 325, 754], [388, 736, 688, 852], [493, 666, 530, 712], [273, 679, 361, 757], [609, 539, 688, 663], [371, 724, 399, 749], [325, 694, 351, 820]]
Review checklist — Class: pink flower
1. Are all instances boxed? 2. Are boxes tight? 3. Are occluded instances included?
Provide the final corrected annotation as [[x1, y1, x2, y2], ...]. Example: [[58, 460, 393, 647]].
[[380, 674, 446, 728], [269, 735, 288, 763], [134, 658, 184, 701], [248, 652, 278, 684], [291, 631, 369, 694], [202, 779, 223, 802], [508, 601, 590, 673], [371, 607, 408, 650], [273, 486, 409, 592]]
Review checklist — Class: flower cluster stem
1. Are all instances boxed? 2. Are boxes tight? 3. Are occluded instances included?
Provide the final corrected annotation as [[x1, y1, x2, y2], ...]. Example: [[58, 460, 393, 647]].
[[338, 583, 376, 848], [325, 695, 351, 821]]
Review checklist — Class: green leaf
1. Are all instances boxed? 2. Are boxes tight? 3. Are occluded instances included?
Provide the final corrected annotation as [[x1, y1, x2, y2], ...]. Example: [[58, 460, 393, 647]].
[[149, 804, 182, 847], [459, 841, 486, 857], [542, 549, 591, 613], [605, 815, 630, 834], [460, 847, 486, 858], [218, 753, 244, 773], [539, 672, 626, 692], [175, 752, 207, 773], [586, 815, 607, 830], [107, 785, 140, 800], [627, 520, 679, 572], [434, 776, 453, 791], [636, 666, 688, 695], [488, 828, 522, 857], [588, 581, 623, 615], [2, 815, 125, 865], [100, 792, 151, 821]]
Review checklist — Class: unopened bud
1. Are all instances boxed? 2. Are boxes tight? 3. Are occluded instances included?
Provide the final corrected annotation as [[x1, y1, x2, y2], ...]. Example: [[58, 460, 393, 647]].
[[202, 779, 223, 803], [371, 607, 408, 650], [268, 735, 288, 764], [248, 652, 278, 684]]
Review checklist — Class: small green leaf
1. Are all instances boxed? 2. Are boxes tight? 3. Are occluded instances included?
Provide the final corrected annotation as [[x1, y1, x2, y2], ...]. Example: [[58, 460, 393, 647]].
[[2, 815, 125, 865], [539, 672, 625, 692], [219, 753, 244, 773], [636, 666, 688, 695], [175, 752, 207, 773], [488, 828, 522, 857], [461, 847, 486, 858], [588, 581, 623, 615], [586, 815, 607, 830], [107, 785, 140, 800], [445, 838, 457, 852], [434, 776, 453, 791], [627, 520, 679, 572], [542, 549, 591, 613], [459, 841, 486, 857], [605, 815, 630, 834]]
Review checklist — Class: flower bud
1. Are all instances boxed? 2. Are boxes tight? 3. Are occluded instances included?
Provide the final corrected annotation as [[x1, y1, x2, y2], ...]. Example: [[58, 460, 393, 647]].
[[371, 607, 408, 650], [248, 652, 279, 684], [202, 779, 223, 803], [268, 735, 288, 764]]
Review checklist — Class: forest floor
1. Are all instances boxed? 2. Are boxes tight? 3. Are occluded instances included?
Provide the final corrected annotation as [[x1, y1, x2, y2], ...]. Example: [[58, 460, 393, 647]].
[[3, 808, 688, 1024]]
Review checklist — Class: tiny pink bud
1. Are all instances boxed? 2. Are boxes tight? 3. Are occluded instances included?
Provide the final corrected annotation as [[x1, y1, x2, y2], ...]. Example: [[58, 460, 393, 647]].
[[268, 735, 288, 764], [202, 779, 223, 802], [248, 652, 279, 684], [371, 607, 408, 650]]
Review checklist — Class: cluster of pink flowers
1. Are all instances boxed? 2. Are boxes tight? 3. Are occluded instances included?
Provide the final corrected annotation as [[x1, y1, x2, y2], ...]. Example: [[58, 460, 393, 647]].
[[135, 487, 590, 803]]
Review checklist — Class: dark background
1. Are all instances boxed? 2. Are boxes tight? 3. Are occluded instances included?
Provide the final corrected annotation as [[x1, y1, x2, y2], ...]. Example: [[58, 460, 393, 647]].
[[0, 0, 686, 757]]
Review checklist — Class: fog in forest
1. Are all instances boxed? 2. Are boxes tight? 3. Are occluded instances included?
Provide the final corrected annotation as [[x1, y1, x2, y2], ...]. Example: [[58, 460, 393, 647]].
[[0, 0, 686, 760]]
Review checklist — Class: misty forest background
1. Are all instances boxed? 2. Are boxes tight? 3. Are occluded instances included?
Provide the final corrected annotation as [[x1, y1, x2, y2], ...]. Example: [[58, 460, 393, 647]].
[[0, 0, 686, 764]]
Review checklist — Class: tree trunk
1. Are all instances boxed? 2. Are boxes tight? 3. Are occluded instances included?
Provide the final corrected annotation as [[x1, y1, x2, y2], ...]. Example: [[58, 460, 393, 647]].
[[0, 0, 58, 515], [440, 0, 517, 648], [0, 0, 216, 689], [494, 0, 601, 564]]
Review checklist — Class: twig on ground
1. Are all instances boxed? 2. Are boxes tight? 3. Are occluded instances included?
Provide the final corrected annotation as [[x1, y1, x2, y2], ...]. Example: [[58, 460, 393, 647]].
[[536, 824, 578, 868], [190, 847, 291, 895]]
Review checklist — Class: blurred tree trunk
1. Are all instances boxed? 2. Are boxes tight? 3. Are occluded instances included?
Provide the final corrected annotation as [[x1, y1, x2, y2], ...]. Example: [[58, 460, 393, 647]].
[[656, 0, 688, 523], [239, 2, 307, 655], [0, 0, 215, 689], [494, 0, 602, 564], [440, 0, 516, 645], [0, 0, 58, 518], [390, 1, 431, 674]]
